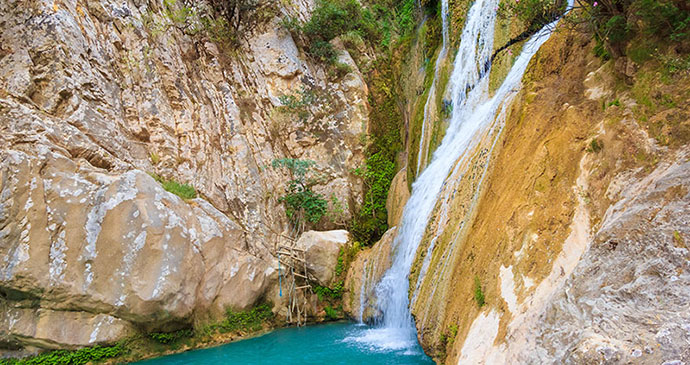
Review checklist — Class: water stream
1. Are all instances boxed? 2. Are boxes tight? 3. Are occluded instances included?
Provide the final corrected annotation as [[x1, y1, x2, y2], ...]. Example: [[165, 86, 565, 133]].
[[415, 0, 449, 175], [358, 0, 569, 353]]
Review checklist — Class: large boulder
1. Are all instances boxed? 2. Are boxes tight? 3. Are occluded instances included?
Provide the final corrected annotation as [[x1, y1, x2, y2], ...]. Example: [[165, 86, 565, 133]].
[[295, 230, 349, 285], [0, 150, 277, 349]]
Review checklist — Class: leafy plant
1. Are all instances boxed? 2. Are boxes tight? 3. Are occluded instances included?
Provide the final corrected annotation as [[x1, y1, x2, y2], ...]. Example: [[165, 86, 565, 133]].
[[323, 305, 340, 320], [1, 344, 126, 365], [278, 87, 316, 122], [473, 276, 485, 307], [586, 138, 603, 153], [214, 303, 274, 333], [334, 248, 345, 277], [149, 329, 193, 344], [351, 152, 396, 244], [271, 159, 328, 232], [313, 280, 344, 301], [149, 151, 160, 165], [326, 195, 348, 226], [150, 173, 197, 199]]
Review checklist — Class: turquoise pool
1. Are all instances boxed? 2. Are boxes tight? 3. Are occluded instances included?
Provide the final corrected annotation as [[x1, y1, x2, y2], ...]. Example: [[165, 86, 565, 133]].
[[135, 322, 433, 364]]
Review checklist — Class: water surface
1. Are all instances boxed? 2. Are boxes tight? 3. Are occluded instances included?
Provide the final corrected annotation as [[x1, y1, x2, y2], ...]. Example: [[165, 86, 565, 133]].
[[135, 322, 433, 365]]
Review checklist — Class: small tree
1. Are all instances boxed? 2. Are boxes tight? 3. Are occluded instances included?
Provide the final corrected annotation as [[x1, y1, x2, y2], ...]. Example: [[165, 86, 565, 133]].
[[207, 0, 275, 37], [271, 158, 328, 235]]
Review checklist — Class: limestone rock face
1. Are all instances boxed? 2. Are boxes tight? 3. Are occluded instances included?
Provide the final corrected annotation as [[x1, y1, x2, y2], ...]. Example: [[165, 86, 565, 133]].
[[0, 0, 369, 354], [523, 151, 690, 364], [0, 150, 278, 348], [343, 227, 395, 322], [1, 307, 136, 350], [295, 230, 349, 285], [386, 168, 410, 227]]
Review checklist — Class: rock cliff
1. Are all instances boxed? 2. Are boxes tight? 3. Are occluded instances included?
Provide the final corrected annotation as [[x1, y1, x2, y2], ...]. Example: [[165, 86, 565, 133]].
[[0, 0, 367, 354]]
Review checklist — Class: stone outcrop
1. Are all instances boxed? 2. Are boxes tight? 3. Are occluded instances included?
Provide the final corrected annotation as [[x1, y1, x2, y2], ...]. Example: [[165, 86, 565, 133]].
[[343, 226, 395, 322], [0, 150, 278, 348], [385, 168, 410, 227], [295, 230, 349, 285], [0, 0, 370, 354]]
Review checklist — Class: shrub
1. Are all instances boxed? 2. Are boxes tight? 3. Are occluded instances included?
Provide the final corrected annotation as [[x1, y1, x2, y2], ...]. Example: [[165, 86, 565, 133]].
[[587, 138, 603, 153], [149, 329, 193, 344], [271, 159, 328, 232], [150, 173, 197, 200], [473, 276, 485, 307], [324, 305, 340, 320], [351, 152, 396, 244], [218, 303, 274, 333], [278, 86, 317, 123], [635, 0, 690, 41], [2, 344, 126, 365], [313, 280, 344, 301], [287, 0, 399, 65], [334, 248, 345, 277]]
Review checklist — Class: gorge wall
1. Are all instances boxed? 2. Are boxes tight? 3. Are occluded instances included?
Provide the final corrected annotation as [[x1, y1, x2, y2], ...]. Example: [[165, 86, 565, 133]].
[[0, 0, 370, 355]]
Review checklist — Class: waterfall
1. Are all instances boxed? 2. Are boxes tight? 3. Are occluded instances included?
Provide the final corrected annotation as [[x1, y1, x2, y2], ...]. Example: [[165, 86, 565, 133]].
[[415, 0, 449, 175], [353, 0, 570, 352]]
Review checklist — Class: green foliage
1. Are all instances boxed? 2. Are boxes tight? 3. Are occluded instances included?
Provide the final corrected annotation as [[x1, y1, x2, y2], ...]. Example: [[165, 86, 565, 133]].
[[334, 248, 345, 277], [593, 35, 611, 60], [150, 173, 197, 200], [149, 329, 193, 344], [271, 159, 328, 230], [286, 0, 380, 65], [2, 344, 125, 365], [351, 152, 396, 244], [448, 323, 458, 339], [586, 138, 603, 153], [473, 276, 485, 307], [657, 53, 690, 76], [287, 0, 419, 66], [313, 280, 344, 301], [603, 15, 630, 44], [635, 0, 690, 41], [149, 151, 160, 165], [674, 230, 684, 246], [437, 323, 459, 360], [214, 303, 274, 333], [326, 194, 347, 226], [607, 98, 621, 107], [332, 62, 353, 79], [278, 87, 316, 122], [279, 188, 328, 225], [323, 305, 341, 320], [498, 0, 565, 32]]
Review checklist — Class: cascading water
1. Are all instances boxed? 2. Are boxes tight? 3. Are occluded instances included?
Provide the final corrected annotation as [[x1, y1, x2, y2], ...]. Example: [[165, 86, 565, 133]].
[[352, 0, 571, 353], [415, 0, 449, 175]]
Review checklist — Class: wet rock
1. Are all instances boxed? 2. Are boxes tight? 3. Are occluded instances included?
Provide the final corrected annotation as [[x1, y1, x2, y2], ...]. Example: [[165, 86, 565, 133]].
[[343, 227, 395, 322]]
